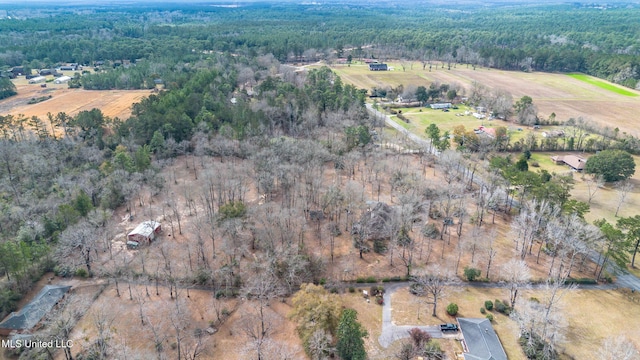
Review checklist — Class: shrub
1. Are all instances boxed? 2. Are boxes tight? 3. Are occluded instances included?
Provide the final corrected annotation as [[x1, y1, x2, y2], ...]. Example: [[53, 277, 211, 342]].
[[348, 287, 356, 293], [463, 267, 482, 281], [446, 303, 458, 316], [494, 299, 510, 314], [373, 239, 387, 253], [422, 223, 440, 238], [370, 285, 385, 297], [486, 314, 494, 322], [75, 268, 88, 278], [480, 307, 486, 314], [484, 300, 494, 311], [409, 283, 425, 295], [409, 328, 431, 348], [376, 297, 384, 305], [218, 201, 247, 221]]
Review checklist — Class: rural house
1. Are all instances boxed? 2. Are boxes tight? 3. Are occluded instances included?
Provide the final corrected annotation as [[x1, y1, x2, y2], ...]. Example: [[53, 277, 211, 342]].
[[550, 154, 587, 171], [368, 63, 388, 71], [458, 318, 508, 360], [0, 285, 71, 336], [127, 220, 162, 245]]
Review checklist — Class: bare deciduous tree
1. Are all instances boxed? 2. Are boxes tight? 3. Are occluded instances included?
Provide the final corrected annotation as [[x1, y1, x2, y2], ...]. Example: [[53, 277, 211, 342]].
[[615, 180, 634, 217], [501, 259, 531, 309], [412, 268, 456, 317], [585, 174, 605, 204]]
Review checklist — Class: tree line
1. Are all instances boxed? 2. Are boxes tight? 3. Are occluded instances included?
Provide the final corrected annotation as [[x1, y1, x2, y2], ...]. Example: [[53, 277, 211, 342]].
[[2, 2, 640, 90]]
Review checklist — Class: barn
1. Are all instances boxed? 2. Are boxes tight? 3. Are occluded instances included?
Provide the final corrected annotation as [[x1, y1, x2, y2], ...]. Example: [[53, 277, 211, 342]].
[[127, 221, 162, 244]]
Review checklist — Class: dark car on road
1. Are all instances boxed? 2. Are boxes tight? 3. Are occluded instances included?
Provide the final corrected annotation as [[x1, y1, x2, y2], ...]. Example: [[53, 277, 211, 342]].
[[440, 323, 459, 332]]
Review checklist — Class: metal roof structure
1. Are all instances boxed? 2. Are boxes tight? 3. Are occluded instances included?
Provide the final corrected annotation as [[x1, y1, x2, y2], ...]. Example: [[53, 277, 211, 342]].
[[128, 220, 161, 239], [0, 285, 71, 333]]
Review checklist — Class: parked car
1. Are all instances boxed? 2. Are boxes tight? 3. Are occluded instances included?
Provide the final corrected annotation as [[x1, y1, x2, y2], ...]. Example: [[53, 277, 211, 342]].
[[440, 323, 459, 332]]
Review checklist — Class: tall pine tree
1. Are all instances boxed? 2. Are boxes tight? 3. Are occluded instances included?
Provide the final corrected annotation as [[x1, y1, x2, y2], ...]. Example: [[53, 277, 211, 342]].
[[336, 309, 368, 360]]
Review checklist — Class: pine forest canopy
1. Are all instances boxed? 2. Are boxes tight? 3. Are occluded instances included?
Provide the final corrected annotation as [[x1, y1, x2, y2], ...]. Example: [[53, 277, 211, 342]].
[[1, 1, 640, 89]]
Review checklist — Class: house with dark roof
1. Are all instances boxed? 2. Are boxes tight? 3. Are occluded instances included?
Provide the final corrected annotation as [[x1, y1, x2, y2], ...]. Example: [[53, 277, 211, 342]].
[[0, 285, 71, 336], [369, 63, 388, 71], [458, 318, 507, 360]]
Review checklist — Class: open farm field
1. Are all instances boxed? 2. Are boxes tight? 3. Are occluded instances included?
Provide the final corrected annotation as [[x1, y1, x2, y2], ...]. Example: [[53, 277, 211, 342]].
[[568, 73, 639, 97], [0, 84, 150, 120], [331, 62, 640, 137]]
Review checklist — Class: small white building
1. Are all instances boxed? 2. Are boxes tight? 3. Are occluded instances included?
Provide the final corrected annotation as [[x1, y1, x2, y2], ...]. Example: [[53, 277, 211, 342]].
[[54, 76, 72, 84], [28, 76, 46, 84], [127, 221, 162, 244]]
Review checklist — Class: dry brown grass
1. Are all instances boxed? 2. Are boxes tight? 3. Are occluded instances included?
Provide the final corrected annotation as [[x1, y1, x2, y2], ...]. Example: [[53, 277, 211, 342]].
[[0, 85, 149, 120], [386, 285, 640, 360]]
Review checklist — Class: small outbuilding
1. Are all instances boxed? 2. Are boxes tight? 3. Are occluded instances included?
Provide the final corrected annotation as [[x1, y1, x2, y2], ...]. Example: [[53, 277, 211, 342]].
[[368, 63, 388, 71], [458, 318, 507, 360], [54, 76, 72, 84], [0, 285, 71, 336], [127, 221, 162, 244], [28, 76, 46, 84], [430, 103, 452, 110]]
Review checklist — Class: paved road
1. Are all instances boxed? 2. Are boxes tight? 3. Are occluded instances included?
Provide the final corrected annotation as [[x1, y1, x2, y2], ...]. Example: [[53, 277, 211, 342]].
[[366, 103, 433, 151], [366, 103, 640, 293]]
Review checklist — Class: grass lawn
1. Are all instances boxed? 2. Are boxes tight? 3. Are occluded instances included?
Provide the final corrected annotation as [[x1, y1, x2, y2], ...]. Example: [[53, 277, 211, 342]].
[[389, 286, 640, 360], [568, 73, 638, 97]]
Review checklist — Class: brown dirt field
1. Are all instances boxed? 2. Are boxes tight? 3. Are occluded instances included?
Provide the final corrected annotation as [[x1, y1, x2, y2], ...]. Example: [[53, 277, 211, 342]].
[[0, 85, 149, 120], [330, 61, 640, 137]]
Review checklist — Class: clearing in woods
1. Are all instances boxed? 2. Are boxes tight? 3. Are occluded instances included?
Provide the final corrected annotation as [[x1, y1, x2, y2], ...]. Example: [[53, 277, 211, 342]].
[[329, 61, 640, 137]]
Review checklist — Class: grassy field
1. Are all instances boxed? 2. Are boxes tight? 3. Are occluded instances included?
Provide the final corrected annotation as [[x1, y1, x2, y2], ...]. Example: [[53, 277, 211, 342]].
[[568, 73, 638, 97], [329, 61, 640, 137]]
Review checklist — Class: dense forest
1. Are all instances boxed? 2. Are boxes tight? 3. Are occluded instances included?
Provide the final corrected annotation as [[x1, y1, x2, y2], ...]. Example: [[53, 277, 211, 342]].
[[2, 2, 640, 89]]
